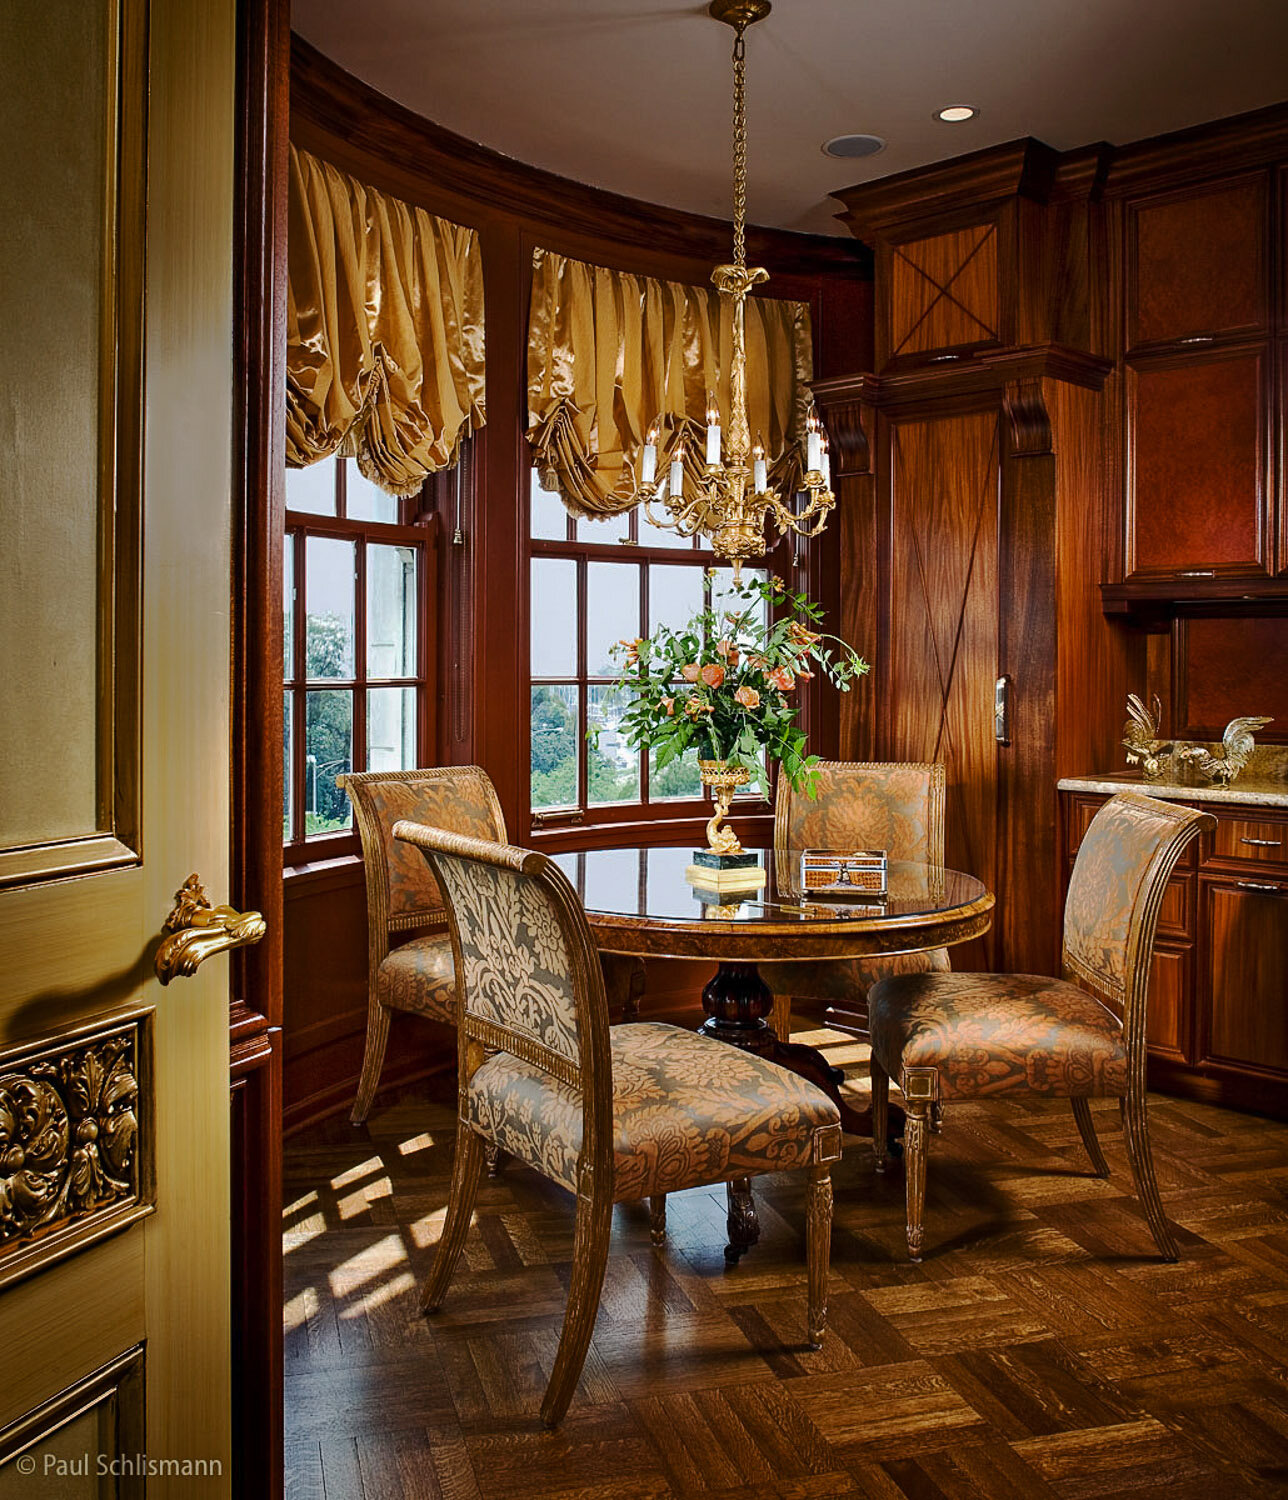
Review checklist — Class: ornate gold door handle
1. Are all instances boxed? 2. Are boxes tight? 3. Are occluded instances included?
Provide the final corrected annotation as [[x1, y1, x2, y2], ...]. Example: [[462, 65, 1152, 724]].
[[154, 874, 266, 985]]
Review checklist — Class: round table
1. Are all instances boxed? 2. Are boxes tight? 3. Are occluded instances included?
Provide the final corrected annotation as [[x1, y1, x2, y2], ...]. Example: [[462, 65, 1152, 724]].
[[553, 843, 994, 1258]]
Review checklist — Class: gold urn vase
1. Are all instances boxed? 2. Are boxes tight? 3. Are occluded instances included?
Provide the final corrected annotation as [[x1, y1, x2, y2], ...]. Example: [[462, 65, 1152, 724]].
[[698, 758, 750, 855]]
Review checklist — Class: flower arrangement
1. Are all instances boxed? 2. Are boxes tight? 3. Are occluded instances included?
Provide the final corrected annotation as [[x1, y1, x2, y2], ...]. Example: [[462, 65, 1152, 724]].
[[605, 572, 867, 799]]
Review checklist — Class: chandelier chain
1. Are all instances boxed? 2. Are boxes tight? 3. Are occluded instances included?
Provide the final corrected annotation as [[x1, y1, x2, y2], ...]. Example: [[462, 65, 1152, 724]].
[[731, 27, 747, 269]]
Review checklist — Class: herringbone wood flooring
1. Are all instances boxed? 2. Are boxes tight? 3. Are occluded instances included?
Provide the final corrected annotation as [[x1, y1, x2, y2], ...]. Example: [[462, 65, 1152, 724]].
[[284, 1025, 1288, 1498]]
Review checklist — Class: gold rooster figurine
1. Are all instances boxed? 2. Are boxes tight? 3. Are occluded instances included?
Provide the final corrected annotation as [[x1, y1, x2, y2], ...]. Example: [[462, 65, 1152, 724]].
[[1181, 716, 1273, 786], [1121, 693, 1174, 780]]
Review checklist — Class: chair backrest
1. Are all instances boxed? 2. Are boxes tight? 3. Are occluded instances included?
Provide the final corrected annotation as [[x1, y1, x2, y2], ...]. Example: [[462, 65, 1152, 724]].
[[392, 822, 613, 1176], [339, 766, 507, 952], [775, 760, 946, 868], [1063, 791, 1214, 1041]]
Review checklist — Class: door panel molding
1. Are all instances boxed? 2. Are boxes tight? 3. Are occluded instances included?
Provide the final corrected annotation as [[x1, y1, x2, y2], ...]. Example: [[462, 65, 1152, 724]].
[[0, 1010, 153, 1293]]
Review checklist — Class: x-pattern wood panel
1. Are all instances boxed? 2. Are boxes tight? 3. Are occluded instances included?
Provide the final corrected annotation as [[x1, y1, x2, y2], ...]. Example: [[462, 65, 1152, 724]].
[[890, 226, 999, 358], [285, 1029, 1288, 1498]]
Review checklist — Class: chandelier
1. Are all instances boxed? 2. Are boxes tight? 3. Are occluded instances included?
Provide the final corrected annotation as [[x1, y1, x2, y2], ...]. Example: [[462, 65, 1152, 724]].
[[629, 0, 834, 580]]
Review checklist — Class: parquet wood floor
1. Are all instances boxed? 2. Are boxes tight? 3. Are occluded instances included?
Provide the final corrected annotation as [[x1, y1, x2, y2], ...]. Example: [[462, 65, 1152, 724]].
[[284, 1024, 1288, 1499]]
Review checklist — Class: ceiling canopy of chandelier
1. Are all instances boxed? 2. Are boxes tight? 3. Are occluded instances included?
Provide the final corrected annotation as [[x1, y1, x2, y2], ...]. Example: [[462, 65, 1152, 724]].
[[628, 0, 834, 580]]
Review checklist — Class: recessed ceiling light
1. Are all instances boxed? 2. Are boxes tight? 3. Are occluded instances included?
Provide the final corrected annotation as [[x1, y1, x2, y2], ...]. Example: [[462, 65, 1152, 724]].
[[821, 133, 887, 160], [934, 105, 979, 123]]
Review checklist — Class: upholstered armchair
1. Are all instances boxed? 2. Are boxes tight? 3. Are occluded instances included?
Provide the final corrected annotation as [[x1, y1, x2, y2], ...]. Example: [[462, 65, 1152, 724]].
[[339, 765, 645, 1125], [767, 760, 950, 1040], [395, 820, 842, 1428], [868, 790, 1215, 1263]]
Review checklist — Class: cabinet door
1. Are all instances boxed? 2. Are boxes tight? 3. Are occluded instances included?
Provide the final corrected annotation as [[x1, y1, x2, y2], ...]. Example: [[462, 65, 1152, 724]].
[[1126, 347, 1269, 577], [884, 223, 1001, 368], [886, 409, 1000, 965], [1128, 174, 1268, 351], [1201, 875, 1288, 1073], [1146, 943, 1193, 1063]]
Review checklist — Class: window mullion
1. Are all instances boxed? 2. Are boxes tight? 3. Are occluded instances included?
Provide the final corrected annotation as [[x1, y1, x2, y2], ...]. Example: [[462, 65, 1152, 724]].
[[354, 533, 367, 775], [577, 555, 588, 812]]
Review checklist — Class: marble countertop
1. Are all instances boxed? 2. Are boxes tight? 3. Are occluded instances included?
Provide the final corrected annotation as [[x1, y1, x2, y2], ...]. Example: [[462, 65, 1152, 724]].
[[1057, 771, 1288, 810]]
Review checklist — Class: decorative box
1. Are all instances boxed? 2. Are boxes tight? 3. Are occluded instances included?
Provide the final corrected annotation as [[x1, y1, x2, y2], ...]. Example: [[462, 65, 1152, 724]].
[[800, 848, 888, 898]]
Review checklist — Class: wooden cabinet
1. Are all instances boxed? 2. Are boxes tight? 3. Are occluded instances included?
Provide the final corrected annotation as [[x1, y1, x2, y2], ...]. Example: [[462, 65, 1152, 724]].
[[1062, 788, 1288, 1117], [1120, 169, 1278, 581]]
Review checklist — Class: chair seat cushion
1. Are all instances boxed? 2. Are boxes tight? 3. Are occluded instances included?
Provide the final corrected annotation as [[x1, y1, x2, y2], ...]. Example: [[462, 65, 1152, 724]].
[[466, 1022, 841, 1200], [868, 971, 1127, 1100], [378, 934, 455, 1022], [769, 947, 950, 1007]]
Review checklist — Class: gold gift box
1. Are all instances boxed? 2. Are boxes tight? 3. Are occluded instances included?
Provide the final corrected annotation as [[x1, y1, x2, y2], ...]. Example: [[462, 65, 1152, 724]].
[[800, 848, 888, 897]]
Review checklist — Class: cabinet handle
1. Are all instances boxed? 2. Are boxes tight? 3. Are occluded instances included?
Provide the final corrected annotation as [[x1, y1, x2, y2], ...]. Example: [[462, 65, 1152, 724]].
[[1235, 881, 1284, 894], [1241, 837, 1283, 848], [994, 675, 1011, 745], [1177, 569, 1216, 578], [1177, 334, 1215, 345]]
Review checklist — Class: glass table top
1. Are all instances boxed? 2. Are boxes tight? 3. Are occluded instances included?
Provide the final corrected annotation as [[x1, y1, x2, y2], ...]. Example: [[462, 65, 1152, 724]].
[[551, 844, 988, 928]]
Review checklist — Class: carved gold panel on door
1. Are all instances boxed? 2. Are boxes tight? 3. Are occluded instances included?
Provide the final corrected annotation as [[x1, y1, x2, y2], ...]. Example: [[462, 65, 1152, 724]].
[[889, 225, 999, 359], [0, 1011, 153, 1293], [0, 0, 145, 890]]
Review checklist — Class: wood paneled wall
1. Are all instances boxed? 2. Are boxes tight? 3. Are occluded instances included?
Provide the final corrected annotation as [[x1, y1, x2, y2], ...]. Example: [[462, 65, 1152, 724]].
[[281, 39, 874, 1129]]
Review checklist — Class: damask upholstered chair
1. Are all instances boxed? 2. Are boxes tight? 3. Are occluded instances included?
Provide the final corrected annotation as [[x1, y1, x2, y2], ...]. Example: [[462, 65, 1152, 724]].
[[395, 820, 842, 1428], [768, 760, 949, 1042], [339, 765, 645, 1125], [868, 790, 1215, 1264]]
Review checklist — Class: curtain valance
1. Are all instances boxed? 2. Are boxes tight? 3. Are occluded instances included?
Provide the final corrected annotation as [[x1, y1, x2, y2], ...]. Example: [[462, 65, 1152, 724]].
[[526, 247, 812, 519], [286, 145, 486, 497]]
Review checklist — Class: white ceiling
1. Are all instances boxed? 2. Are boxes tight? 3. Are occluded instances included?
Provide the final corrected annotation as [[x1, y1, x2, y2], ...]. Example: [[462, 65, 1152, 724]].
[[294, 0, 1288, 236]]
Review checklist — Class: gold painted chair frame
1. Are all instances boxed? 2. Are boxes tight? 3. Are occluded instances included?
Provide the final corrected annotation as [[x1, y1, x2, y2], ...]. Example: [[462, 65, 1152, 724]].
[[398, 822, 839, 1428], [870, 791, 1215, 1264]]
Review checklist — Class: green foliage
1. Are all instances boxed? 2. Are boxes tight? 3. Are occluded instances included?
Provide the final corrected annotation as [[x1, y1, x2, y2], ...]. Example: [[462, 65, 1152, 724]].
[[599, 572, 868, 799], [301, 614, 353, 836]]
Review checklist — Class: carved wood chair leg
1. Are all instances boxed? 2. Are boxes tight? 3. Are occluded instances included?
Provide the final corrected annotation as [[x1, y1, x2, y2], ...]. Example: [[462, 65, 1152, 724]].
[[903, 1097, 931, 1263], [484, 1144, 506, 1178], [1072, 1097, 1110, 1178], [350, 1001, 392, 1126], [1120, 1094, 1179, 1261], [805, 1164, 833, 1348], [725, 1177, 760, 1262], [648, 1194, 667, 1248], [930, 1101, 945, 1134], [541, 1187, 613, 1428], [771, 992, 792, 1044], [870, 1055, 889, 1172], [421, 1123, 486, 1312]]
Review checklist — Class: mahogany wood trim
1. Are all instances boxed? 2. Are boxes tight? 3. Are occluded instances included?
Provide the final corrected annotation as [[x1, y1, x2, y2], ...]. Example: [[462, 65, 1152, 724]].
[[289, 36, 870, 282], [1100, 578, 1288, 616], [851, 345, 1112, 413], [832, 138, 1062, 242], [1103, 99, 1288, 197]]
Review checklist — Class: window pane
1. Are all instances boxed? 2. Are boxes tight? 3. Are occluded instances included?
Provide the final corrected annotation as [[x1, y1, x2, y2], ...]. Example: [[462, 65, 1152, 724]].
[[367, 543, 417, 678], [530, 558, 578, 676], [283, 690, 293, 841], [286, 456, 336, 516], [578, 509, 631, 546], [586, 561, 639, 678], [346, 460, 399, 523], [283, 534, 294, 681], [305, 536, 355, 679], [648, 562, 704, 638], [304, 689, 353, 837], [588, 684, 639, 805], [711, 566, 769, 639], [530, 684, 579, 810], [641, 504, 697, 549], [649, 745, 702, 800], [530, 470, 569, 540], [368, 686, 417, 773]]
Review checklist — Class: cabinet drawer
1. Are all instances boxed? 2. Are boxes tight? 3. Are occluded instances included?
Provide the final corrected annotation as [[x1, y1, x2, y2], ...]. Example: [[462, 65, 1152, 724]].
[[1211, 813, 1288, 870]]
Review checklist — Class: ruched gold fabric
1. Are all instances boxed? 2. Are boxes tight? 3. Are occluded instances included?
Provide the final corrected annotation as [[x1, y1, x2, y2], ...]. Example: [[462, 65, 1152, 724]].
[[527, 247, 813, 518], [869, 972, 1128, 1099], [466, 1022, 840, 1199], [287, 145, 486, 497]]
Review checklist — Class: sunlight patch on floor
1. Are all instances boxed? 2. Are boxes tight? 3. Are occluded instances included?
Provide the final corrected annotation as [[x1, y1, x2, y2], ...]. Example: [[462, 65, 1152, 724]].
[[329, 1155, 385, 1191]]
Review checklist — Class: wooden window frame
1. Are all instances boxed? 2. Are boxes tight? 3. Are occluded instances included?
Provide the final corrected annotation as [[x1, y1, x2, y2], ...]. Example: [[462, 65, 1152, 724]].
[[283, 457, 437, 866]]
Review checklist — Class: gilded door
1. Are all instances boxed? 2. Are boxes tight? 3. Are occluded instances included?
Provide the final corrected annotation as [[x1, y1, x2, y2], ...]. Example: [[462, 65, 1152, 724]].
[[0, 1, 240, 1492]]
